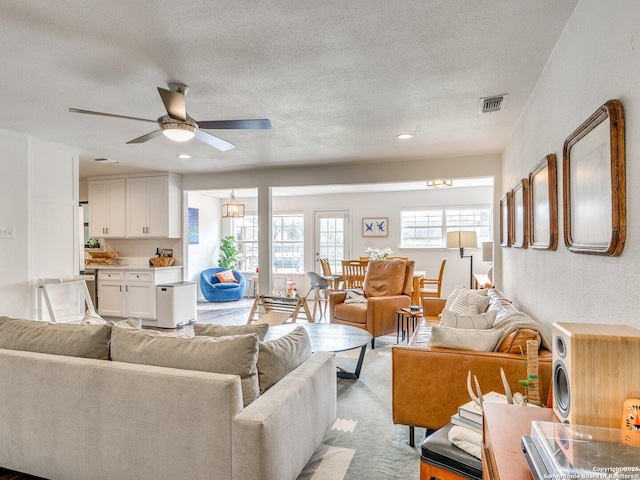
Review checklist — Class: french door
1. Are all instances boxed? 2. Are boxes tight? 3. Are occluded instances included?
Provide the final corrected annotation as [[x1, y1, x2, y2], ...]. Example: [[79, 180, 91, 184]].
[[314, 210, 350, 274]]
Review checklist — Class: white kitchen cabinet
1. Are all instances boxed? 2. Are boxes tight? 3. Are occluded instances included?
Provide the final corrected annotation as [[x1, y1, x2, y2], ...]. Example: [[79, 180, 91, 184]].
[[88, 173, 181, 239], [97, 268, 181, 319], [126, 176, 177, 237], [88, 179, 126, 237]]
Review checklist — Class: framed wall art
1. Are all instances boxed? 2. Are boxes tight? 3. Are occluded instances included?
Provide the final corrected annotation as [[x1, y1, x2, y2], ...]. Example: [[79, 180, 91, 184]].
[[512, 179, 529, 249], [362, 217, 388, 237], [563, 99, 625, 256], [499, 193, 512, 247], [188, 207, 199, 245], [528, 154, 558, 250]]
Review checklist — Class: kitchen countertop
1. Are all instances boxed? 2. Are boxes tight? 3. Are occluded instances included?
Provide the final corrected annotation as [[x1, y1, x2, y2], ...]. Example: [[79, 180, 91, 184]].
[[84, 264, 183, 271]]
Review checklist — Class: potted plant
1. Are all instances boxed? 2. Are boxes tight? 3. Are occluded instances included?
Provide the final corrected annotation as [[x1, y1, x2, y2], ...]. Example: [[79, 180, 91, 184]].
[[219, 235, 241, 269]]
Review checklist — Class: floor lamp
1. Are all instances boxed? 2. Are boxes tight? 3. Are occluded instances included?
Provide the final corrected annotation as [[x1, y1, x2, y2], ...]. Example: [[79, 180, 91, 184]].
[[446, 231, 478, 289]]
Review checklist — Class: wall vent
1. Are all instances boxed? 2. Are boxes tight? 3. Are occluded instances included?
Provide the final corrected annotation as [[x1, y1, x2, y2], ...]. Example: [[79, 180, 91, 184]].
[[94, 158, 119, 164], [479, 94, 508, 113]]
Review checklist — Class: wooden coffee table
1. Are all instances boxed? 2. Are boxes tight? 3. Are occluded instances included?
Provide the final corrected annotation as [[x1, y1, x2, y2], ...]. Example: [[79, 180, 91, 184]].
[[264, 323, 373, 380]]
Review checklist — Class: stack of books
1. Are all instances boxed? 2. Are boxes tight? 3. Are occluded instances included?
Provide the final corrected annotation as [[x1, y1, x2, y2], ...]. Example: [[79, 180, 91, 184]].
[[450, 391, 508, 434]]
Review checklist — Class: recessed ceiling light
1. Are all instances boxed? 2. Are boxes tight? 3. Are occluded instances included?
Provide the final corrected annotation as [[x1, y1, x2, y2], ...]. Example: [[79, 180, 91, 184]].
[[397, 134, 414, 140], [177, 154, 192, 159]]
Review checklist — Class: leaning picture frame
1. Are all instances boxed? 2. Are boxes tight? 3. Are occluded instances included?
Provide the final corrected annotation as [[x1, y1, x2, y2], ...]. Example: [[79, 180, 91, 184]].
[[512, 179, 529, 249], [362, 217, 388, 237], [528, 154, 558, 250], [499, 193, 512, 247], [563, 99, 625, 256]]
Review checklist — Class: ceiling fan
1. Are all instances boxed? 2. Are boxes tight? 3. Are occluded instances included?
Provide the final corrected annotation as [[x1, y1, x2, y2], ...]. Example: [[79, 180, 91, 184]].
[[69, 83, 271, 151]]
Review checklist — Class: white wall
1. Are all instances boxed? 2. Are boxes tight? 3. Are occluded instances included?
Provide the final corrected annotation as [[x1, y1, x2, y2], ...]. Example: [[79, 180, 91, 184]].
[[0, 133, 79, 319], [501, 0, 640, 332], [0, 130, 29, 317], [186, 191, 220, 299]]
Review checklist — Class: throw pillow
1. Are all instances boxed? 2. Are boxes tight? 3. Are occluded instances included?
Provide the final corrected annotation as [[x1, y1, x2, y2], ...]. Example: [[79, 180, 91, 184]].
[[496, 328, 541, 354], [81, 310, 142, 329], [215, 270, 237, 283], [439, 309, 497, 330], [443, 285, 466, 311], [257, 326, 312, 393], [193, 323, 269, 341], [344, 288, 367, 304], [429, 325, 503, 352], [449, 289, 490, 315], [0, 316, 111, 359], [110, 326, 260, 407]]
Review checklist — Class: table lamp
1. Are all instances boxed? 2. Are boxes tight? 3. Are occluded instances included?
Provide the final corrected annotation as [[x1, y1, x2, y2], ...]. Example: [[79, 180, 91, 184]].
[[482, 241, 493, 284], [446, 231, 478, 289]]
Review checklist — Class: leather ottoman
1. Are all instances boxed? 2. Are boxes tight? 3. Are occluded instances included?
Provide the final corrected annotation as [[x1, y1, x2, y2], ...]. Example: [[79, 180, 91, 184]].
[[420, 423, 482, 480]]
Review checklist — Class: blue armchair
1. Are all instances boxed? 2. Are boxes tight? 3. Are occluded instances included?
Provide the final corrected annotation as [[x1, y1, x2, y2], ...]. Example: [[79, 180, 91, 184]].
[[199, 268, 247, 302]]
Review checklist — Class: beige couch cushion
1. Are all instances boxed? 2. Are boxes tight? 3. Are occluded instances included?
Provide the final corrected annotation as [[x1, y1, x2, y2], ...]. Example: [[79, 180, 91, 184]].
[[429, 325, 503, 351], [194, 323, 269, 341], [363, 260, 407, 297], [110, 326, 260, 406], [257, 326, 312, 393], [0, 316, 111, 360]]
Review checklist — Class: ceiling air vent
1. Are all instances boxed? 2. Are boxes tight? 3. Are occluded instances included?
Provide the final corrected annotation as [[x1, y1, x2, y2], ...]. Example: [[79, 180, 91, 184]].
[[94, 158, 119, 164], [479, 94, 508, 113]]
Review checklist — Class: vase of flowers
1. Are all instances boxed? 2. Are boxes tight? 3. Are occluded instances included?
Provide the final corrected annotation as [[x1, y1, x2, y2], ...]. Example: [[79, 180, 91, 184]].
[[365, 247, 393, 260]]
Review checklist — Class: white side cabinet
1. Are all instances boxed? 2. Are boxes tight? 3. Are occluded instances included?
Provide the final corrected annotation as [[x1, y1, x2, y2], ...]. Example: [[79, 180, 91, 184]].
[[88, 178, 126, 238], [97, 268, 181, 319], [88, 173, 181, 239]]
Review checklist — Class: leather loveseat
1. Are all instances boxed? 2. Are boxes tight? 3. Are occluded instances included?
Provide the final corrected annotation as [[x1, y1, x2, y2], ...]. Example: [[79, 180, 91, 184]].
[[391, 289, 552, 445]]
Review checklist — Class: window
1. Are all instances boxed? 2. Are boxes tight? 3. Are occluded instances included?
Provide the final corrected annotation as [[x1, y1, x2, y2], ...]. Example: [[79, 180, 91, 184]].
[[401, 206, 491, 248], [231, 215, 258, 271], [272, 214, 304, 273]]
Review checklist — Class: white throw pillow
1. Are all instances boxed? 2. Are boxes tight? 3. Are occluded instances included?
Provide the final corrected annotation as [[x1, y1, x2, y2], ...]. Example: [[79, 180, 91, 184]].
[[443, 285, 465, 311], [449, 289, 490, 315], [440, 309, 497, 330], [429, 325, 503, 351], [344, 288, 367, 304]]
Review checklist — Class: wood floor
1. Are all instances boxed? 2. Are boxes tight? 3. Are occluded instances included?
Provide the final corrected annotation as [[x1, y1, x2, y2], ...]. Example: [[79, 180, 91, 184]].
[[1, 305, 256, 479]]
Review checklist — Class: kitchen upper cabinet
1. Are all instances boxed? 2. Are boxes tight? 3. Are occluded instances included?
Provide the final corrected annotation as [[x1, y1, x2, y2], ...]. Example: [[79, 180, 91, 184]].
[[88, 173, 181, 239], [126, 176, 172, 237], [88, 178, 126, 238]]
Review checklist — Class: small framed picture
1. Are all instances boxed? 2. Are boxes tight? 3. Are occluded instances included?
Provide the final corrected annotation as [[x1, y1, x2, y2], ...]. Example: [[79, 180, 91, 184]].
[[529, 154, 558, 250], [512, 179, 529, 249], [500, 193, 512, 247], [362, 217, 388, 237]]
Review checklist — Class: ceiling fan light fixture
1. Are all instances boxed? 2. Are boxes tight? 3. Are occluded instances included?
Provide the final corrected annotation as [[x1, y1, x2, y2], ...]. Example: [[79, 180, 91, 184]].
[[222, 190, 245, 218], [161, 123, 196, 142]]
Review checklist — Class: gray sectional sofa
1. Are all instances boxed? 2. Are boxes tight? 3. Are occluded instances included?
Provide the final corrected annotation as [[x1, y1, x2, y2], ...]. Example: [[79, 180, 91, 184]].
[[0, 317, 336, 480]]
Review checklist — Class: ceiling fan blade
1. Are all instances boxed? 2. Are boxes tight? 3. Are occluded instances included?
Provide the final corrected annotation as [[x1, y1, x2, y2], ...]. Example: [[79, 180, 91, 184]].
[[197, 119, 272, 130], [126, 130, 163, 144], [157, 87, 187, 122], [194, 129, 236, 151], [69, 108, 157, 124]]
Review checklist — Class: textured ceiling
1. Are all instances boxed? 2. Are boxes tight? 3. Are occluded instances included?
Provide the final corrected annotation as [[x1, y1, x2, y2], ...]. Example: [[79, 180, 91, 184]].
[[0, 1, 578, 178]]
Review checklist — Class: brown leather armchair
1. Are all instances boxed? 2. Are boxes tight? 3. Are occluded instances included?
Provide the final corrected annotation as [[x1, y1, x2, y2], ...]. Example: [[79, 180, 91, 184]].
[[330, 260, 414, 348]]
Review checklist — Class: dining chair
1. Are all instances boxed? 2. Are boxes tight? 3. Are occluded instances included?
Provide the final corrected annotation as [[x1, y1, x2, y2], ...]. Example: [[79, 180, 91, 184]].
[[319, 258, 343, 291], [341, 260, 368, 289], [419, 259, 447, 299]]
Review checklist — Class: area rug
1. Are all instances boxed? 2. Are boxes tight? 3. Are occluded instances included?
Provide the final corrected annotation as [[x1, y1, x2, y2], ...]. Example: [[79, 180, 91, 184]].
[[299, 334, 425, 480], [197, 298, 254, 311]]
